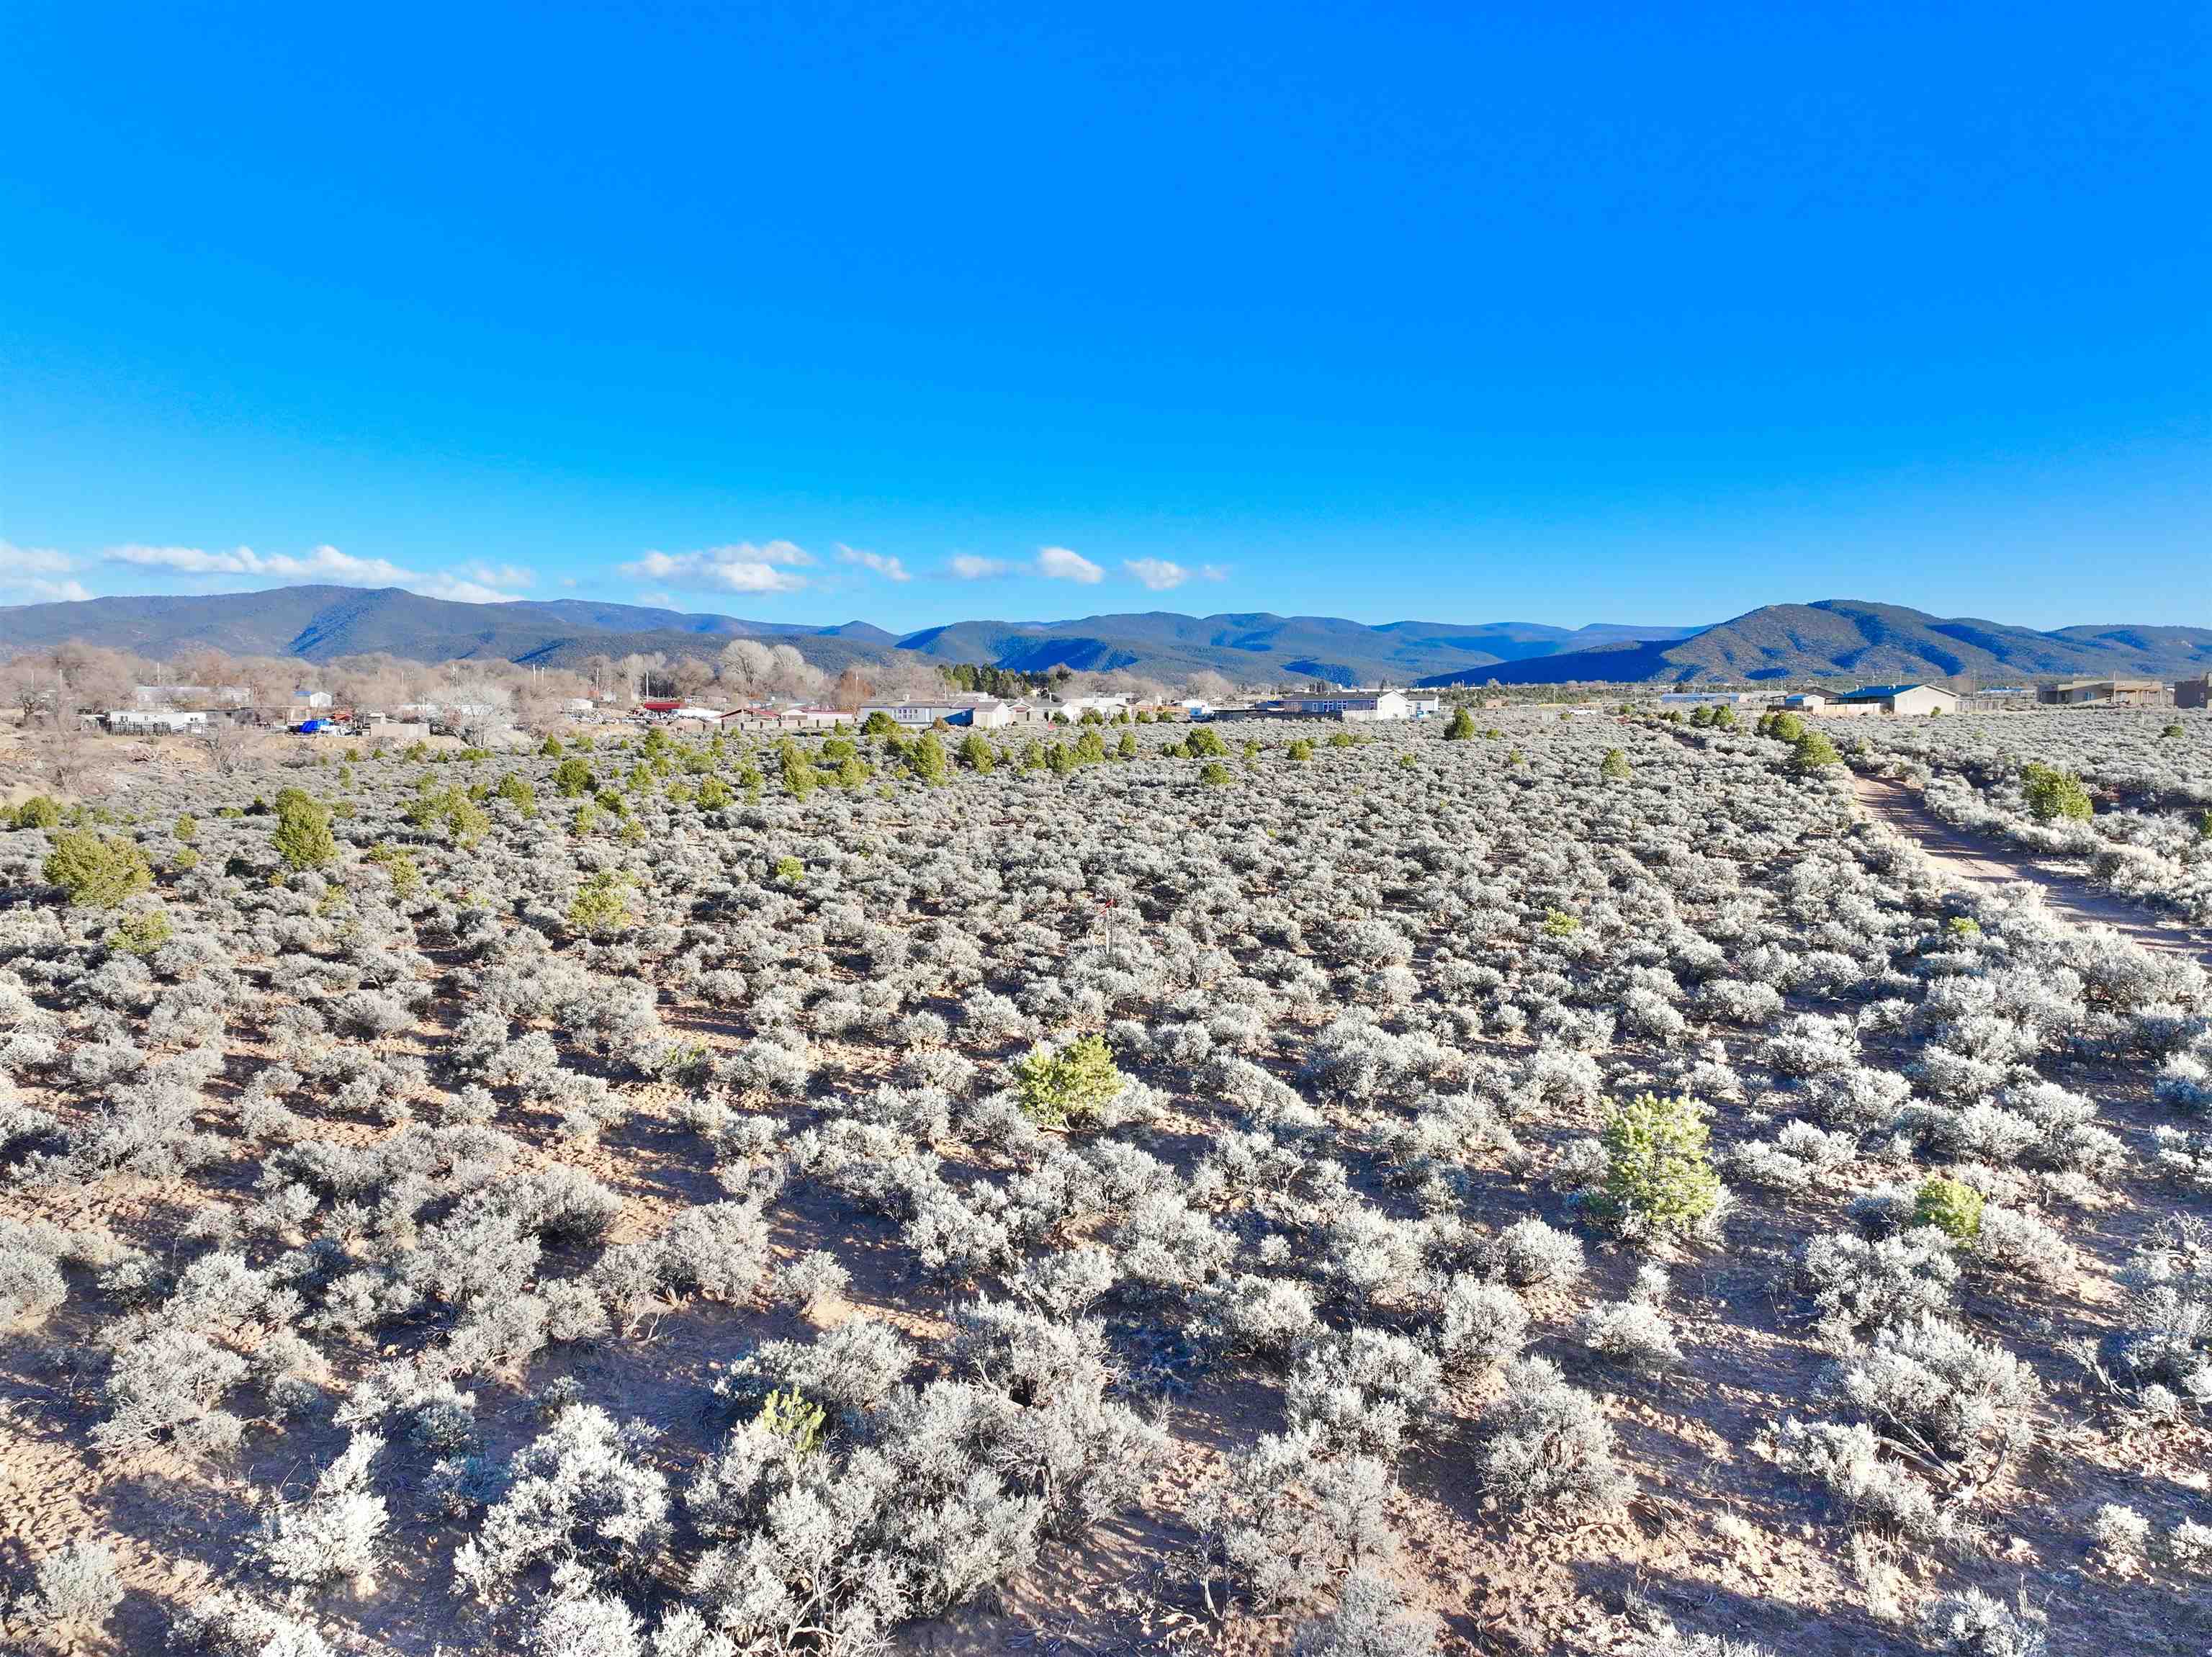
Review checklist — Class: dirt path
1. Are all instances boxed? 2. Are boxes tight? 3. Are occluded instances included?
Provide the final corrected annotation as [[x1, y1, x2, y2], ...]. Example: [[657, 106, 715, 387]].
[[1849, 772, 2212, 967]]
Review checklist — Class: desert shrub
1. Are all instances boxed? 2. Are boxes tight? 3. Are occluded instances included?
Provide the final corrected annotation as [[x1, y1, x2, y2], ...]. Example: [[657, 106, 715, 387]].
[[1802, 1227, 1958, 1334], [1190, 1428, 1396, 1612], [1599, 748, 1632, 781], [1475, 1356, 1630, 1517], [2092, 1501, 2151, 1565], [1589, 1092, 1724, 1242], [11, 794, 63, 829], [44, 830, 152, 907], [11, 1540, 125, 1648], [171, 1591, 336, 1657], [1488, 1218, 1584, 1288], [1284, 1327, 1442, 1462], [1824, 1316, 2038, 1465], [453, 1404, 670, 1604], [1292, 1568, 1439, 1657], [1581, 1299, 1683, 1371], [1768, 1418, 1948, 1538], [2114, 1213, 2212, 1404], [253, 1432, 389, 1590], [1917, 1589, 2049, 1657], [1431, 1276, 1529, 1373]]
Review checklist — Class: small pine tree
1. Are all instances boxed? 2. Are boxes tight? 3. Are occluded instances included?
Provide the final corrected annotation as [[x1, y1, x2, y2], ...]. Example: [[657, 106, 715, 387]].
[[1444, 704, 1477, 740], [1014, 1036, 1123, 1128], [781, 743, 822, 800], [1199, 760, 1233, 786], [12, 795, 64, 830], [1595, 1093, 1722, 1240], [567, 871, 634, 936], [909, 732, 950, 785], [959, 732, 996, 773], [1287, 737, 1313, 760], [1599, 748, 1632, 782], [271, 791, 338, 872], [1115, 731, 1138, 759], [1790, 729, 1842, 773], [105, 907, 173, 958], [495, 772, 538, 816], [2021, 762, 2093, 822], [696, 774, 732, 810], [1913, 1176, 1984, 1241], [43, 831, 153, 907], [552, 757, 596, 797]]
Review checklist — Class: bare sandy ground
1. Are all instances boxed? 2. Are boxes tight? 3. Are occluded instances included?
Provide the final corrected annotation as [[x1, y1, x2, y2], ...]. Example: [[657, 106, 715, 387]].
[[1849, 772, 2212, 968]]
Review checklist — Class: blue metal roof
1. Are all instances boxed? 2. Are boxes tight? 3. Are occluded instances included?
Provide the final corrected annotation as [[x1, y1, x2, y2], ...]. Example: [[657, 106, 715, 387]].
[[1836, 683, 1933, 702]]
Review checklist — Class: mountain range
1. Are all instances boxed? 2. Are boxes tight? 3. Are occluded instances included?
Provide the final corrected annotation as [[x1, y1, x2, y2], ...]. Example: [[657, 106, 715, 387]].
[[2, 586, 2208, 688]]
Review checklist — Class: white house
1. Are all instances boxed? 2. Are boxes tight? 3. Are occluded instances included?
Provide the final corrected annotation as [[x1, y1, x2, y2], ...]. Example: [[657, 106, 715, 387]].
[[292, 690, 334, 709], [1833, 683, 1961, 717], [105, 708, 210, 734], [1053, 693, 1133, 720], [1280, 689, 1429, 721]]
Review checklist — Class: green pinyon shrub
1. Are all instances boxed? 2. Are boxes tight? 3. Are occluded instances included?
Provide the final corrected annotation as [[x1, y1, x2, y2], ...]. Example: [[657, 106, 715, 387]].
[[1913, 1176, 1984, 1241], [11, 795, 64, 830], [1599, 748, 1632, 782], [1444, 704, 1476, 740], [1593, 1092, 1722, 1240], [44, 830, 153, 907], [1014, 1035, 1123, 1129], [567, 871, 634, 936], [1790, 730, 1842, 773], [2021, 762, 2092, 822], [272, 788, 337, 871], [104, 907, 173, 958]]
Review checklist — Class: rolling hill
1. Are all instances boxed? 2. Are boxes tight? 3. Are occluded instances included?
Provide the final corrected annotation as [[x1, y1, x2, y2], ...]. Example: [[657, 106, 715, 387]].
[[0, 587, 900, 676], [1416, 601, 2212, 686], [2, 587, 2206, 688]]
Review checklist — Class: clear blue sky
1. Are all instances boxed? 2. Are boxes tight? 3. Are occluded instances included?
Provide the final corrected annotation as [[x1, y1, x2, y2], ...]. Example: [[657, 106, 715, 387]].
[[4, 1, 2206, 631]]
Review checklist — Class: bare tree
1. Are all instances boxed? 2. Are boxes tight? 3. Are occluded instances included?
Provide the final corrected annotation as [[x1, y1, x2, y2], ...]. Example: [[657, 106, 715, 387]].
[[199, 720, 257, 777]]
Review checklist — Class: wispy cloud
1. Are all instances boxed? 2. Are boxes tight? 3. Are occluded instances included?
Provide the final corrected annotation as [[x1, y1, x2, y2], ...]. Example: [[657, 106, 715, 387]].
[[0, 542, 93, 603], [946, 554, 1011, 580], [103, 542, 530, 602], [619, 539, 813, 595], [1035, 545, 1103, 583], [837, 544, 910, 582]]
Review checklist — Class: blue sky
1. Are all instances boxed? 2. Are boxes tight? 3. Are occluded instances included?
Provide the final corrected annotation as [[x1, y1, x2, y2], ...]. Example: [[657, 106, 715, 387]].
[[3, 1, 2206, 631]]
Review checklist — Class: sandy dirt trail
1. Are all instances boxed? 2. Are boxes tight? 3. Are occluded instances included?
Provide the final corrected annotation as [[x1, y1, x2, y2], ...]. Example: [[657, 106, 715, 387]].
[[1849, 772, 2212, 968]]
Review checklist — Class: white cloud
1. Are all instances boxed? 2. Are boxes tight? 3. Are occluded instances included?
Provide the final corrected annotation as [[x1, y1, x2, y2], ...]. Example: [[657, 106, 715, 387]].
[[946, 554, 1011, 580], [1123, 557, 1190, 591], [1200, 563, 1230, 582], [837, 544, 910, 582], [0, 542, 91, 603], [619, 540, 812, 595], [102, 542, 531, 601], [1035, 545, 1103, 583]]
